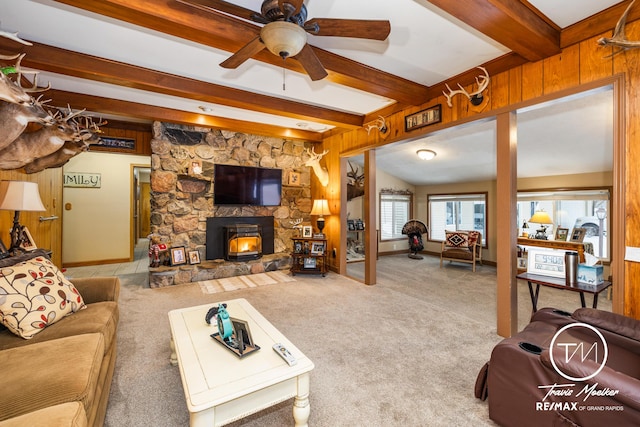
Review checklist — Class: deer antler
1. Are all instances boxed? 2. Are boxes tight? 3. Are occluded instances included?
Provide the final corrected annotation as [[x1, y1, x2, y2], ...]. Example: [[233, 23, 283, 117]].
[[598, 0, 640, 56], [443, 66, 490, 108], [304, 146, 329, 161], [0, 24, 32, 46], [12, 53, 51, 93], [365, 116, 388, 135]]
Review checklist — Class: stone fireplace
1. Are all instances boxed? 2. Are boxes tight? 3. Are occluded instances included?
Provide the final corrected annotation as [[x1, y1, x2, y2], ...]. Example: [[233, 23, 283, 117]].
[[225, 224, 262, 261], [148, 122, 313, 287]]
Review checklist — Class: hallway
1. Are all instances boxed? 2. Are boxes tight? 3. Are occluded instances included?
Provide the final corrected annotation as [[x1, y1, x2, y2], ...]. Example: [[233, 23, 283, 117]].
[[64, 239, 149, 282]]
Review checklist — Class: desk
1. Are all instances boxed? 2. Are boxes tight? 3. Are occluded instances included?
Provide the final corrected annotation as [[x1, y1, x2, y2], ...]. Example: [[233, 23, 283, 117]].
[[516, 272, 612, 312], [169, 299, 314, 427]]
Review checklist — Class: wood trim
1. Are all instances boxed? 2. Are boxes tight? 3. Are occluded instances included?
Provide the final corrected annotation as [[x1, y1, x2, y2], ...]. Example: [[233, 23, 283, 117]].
[[364, 150, 376, 285]]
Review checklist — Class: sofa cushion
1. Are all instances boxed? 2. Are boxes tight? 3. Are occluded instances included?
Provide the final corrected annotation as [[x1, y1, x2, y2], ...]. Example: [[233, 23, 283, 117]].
[[0, 402, 87, 427], [0, 333, 104, 422], [0, 300, 117, 355], [0, 253, 86, 339], [445, 231, 469, 248]]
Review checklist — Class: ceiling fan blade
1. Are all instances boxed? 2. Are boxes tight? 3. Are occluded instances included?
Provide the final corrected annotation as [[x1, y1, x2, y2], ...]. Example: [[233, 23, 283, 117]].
[[176, 0, 260, 22], [305, 18, 391, 41], [294, 44, 328, 81], [220, 36, 266, 69]]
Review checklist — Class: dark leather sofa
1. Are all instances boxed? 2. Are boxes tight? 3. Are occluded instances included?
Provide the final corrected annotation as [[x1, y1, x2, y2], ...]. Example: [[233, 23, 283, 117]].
[[477, 307, 640, 426]]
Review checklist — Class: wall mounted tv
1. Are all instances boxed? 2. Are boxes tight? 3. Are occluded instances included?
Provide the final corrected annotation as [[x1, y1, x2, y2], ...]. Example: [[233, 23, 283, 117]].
[[213, 164, 282, 206]]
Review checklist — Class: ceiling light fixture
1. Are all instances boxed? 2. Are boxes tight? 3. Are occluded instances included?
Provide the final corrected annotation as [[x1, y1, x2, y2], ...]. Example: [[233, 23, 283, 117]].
[[198, 106, 214, 113], [416, 149, 436, 160], [260, 21, 307, 60]]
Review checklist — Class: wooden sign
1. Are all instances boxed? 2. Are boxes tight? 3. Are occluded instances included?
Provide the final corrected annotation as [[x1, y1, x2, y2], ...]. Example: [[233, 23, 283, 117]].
[[64, 172, 102, 188]]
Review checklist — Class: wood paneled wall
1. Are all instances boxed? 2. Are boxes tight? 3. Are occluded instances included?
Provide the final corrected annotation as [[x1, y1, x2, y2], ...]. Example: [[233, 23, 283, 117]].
[[321, 28, 639, 321]]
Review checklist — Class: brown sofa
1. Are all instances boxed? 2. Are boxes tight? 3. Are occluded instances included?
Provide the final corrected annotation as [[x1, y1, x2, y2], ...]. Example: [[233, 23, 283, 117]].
[[477, 307, 640, 426], [0, 250, 119, 427]]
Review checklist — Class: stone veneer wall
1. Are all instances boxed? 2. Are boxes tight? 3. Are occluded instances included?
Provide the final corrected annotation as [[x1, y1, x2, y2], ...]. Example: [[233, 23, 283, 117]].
[[149, 121, 312, 287]]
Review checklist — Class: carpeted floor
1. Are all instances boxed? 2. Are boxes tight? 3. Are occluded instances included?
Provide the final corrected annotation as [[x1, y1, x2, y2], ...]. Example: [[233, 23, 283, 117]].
[[100, 254, 611, 427]]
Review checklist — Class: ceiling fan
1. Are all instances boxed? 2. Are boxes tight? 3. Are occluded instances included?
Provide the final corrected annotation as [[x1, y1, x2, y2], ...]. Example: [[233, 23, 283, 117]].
[[177, 0, 391, 81]]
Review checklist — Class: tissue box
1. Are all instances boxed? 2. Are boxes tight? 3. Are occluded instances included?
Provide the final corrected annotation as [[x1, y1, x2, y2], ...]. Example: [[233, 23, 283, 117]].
[[577, 264, 604, 286]]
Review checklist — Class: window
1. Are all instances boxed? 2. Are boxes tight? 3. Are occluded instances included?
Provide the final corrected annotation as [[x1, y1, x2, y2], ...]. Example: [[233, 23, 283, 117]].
[[517, 188, 610, 259], [380, 191, 412, 240], [428, 193, 487, 245]]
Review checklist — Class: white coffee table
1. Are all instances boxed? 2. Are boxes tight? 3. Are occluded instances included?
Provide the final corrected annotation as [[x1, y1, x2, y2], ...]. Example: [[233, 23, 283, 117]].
[[168, 298, 314, 427]]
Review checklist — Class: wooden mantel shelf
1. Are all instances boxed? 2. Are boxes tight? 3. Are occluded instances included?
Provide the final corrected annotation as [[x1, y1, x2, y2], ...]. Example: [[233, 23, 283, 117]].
[[517, 237, 586, 262]]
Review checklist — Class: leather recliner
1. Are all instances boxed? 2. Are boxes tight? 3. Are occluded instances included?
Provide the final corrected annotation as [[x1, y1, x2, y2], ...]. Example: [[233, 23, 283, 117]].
[[477, 307, 640, 426]]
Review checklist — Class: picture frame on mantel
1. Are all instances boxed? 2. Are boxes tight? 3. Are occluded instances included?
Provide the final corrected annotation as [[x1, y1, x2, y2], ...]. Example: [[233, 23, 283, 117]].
[[405, 104, 442, 132]]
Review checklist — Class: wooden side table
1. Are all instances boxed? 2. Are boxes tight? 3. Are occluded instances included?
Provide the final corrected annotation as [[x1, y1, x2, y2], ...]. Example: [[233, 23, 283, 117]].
[[290, 237, 327, 276], [516, 272, 612, 312]]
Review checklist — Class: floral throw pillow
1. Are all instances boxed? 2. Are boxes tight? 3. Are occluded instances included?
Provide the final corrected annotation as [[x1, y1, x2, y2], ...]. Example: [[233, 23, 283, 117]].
[[0, 255, 86, 339]]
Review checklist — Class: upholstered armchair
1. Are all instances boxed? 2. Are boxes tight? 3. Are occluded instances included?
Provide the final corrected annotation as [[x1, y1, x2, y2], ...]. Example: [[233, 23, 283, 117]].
[[439, 230, 482, 272]]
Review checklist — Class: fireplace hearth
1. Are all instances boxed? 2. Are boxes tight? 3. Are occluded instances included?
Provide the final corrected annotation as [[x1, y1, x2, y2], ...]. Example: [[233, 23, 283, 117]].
[[225, 224, 262, 261]]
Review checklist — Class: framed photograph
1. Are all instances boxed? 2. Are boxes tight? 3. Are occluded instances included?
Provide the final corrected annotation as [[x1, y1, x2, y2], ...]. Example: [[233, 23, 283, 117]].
[[517, 257, 527, 269], [355, 219, 365, 230], [293, 241, 303, 253], [310, 241, 325, 255], [188, 250, 201, 265], [20, 227, 37, 251], [170, 246, 187, 266], [527, 249, 565, 279], [189, 159, 203, 175], [555, 227, 569, 241], [288, 171, 301, 186], [302, 226, 313, 238], [303, 257, 316, 269], [570, 227, 586, 243], [347, 219, 355, 231], [405, 104, 442, 132]]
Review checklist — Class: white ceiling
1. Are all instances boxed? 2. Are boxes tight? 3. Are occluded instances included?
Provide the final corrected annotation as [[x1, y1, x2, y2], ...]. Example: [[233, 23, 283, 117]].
[[0, 0, 622, 183]]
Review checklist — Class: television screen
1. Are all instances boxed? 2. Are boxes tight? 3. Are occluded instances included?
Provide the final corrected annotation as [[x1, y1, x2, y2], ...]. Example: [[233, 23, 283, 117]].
[[214, 164, 282, 206]]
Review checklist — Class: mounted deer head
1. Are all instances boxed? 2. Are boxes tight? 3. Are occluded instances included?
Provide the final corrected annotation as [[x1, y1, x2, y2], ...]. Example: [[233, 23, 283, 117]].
[[443, 66, 490, 108], [0, 96, 54, 151], [0, 53, 50, 106], [303, 147, 329, 187], [597, 0, 640, 56]]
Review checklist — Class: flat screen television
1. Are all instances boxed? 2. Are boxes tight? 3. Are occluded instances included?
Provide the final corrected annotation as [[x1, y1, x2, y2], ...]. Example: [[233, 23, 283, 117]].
[[213, 164, 282, 206]]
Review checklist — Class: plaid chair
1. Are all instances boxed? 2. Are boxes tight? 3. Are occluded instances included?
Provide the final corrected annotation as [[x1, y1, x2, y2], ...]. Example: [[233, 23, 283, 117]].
[[440, 230, 482, 272]]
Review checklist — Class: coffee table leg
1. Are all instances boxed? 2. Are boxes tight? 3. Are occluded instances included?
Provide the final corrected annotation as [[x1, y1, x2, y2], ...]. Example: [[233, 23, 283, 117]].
[[293, 372, 311, 427], [170, 336, 178, 366]]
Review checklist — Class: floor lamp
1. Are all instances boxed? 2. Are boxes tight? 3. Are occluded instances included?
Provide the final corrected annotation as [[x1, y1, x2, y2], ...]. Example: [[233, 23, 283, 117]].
[[0, 181, 46, 255]]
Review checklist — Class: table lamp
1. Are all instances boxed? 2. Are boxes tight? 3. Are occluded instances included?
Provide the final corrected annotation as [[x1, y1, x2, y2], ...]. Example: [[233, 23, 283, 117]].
[[310, 199, 330, 236], [0, 181, 46, 254], [528, 210, 553, 240]]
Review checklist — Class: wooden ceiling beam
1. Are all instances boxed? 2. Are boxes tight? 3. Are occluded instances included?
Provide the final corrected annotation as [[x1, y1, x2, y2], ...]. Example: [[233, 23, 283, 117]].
[[45, 89, 323, 142], [0, 39, 361, 130], [561, 1, 640, 48], [427, 0, 560, 62], [52, 0, 430, 105]]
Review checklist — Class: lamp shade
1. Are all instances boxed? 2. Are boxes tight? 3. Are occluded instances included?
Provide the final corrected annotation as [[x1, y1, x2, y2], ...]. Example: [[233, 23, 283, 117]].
[[260, 21, 307, 59], [529, 210, 552, 225], [0, 181, 45, 212], [310, 199, 330, 217]]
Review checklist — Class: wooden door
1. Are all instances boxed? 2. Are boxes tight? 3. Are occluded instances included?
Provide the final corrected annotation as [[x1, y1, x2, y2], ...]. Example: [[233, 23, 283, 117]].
[[0, 168, 63, 266], [139, 182, 151, 238]]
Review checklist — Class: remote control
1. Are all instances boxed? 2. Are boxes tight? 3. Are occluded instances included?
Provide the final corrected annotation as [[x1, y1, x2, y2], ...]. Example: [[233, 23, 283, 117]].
[[272, 343, 297, 366]]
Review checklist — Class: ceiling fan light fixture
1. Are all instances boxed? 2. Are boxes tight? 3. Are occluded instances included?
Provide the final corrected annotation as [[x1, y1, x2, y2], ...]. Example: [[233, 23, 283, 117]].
[[416, 149, 436, 160], [260, 21, 307, 59]]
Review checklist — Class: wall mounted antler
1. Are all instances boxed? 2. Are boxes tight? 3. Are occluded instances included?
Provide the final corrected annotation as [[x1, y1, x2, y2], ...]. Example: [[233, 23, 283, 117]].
[[365, 116, 388, 135], [597, 0, 640, 56], [443, 66, 490, 108], [0, 24, 32, 46], [304, 147, 329, 187]]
